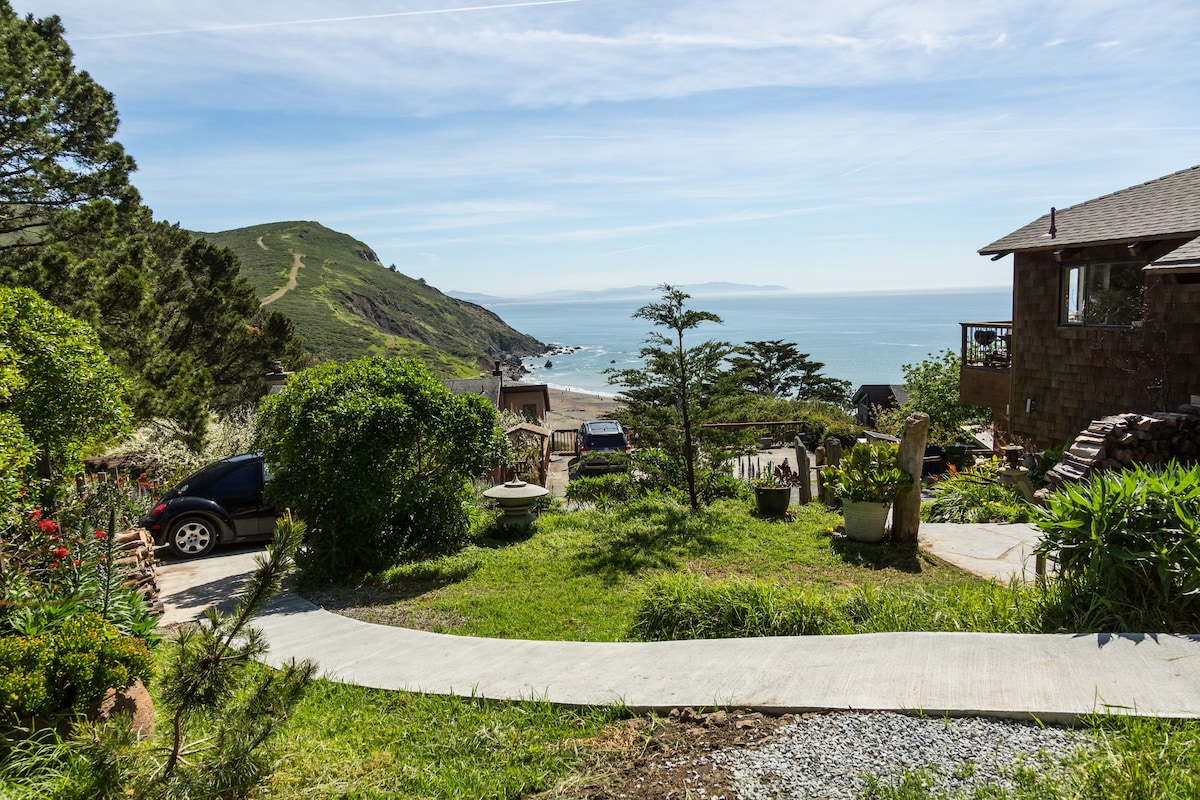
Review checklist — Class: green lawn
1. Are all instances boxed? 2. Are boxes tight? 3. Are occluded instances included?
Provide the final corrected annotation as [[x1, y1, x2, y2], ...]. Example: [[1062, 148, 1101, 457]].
[[304, 497, 984, 642], [260, 680, 622, 799]]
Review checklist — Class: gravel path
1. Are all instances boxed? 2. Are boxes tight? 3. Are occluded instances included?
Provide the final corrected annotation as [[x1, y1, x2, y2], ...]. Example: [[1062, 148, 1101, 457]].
[[698, 711, 1086, 799]]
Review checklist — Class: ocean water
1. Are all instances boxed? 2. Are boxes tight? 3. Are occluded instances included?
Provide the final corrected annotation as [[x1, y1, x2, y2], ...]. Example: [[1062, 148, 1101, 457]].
[[484, 289, 1012, 396]]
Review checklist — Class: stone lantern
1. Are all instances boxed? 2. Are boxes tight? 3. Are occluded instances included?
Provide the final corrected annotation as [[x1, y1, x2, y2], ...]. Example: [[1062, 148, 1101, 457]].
[[264, 361, 293, 394], [482, 478, 550, 530]]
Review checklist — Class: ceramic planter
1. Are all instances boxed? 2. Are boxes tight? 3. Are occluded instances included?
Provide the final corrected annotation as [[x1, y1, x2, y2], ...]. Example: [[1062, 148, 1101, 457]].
[[754, 486, 791, 517], [842, 500, 890, 542]]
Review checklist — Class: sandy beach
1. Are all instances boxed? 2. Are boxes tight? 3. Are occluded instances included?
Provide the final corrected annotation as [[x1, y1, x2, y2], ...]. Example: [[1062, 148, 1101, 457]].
[[543, 386, 622, 431]]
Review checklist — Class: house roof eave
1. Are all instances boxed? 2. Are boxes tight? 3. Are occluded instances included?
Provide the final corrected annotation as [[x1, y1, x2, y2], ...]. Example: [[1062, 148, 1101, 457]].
[[979, 164, 1200, 254]]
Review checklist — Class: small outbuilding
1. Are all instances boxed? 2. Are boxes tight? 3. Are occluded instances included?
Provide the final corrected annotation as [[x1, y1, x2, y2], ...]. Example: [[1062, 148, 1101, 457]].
[[851, 384, 908, 426]]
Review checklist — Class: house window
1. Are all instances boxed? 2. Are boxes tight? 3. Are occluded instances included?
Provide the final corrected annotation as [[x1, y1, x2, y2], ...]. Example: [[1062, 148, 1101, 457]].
[[1061, 262, 1143, 326], [521, 403, 539, 422]]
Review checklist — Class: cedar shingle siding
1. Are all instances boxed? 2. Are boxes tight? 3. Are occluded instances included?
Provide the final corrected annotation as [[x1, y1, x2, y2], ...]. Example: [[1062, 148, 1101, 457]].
[[980, 167, 1200, 447]]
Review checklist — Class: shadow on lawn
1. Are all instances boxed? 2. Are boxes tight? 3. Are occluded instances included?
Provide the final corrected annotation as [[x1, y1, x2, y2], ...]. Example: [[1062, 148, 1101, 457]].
[[575, 503, 724, 584], [831, 538, 926, 574], [302, 559, 481, 609]]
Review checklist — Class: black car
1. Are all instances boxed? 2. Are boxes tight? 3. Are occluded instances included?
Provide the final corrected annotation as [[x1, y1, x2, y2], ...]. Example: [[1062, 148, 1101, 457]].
[[142, 453, 276, 558], [575, 420, 632, 475]]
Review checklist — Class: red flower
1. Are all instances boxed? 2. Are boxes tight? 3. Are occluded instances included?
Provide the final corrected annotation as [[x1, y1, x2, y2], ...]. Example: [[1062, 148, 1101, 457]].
[[50, 561, 59, 569], [52, 546, 68, 559], [72, 560, 80, 567], [26, 509, 41, 521], [38, 519, 59, 535], [94, 529, 108, 539]]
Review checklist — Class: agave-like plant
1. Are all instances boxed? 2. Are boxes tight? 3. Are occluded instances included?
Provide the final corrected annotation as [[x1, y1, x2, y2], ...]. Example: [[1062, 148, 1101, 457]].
[[1036, 461, 1200, 632]]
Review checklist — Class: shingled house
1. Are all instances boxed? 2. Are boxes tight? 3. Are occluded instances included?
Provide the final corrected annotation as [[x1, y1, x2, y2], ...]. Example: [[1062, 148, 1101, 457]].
[[961, 165, 1200, 447]]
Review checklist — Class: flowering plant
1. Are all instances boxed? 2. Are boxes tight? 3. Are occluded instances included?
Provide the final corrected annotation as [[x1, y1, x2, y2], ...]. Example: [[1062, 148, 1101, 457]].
[[1, 476, 158, 640], [750, 462, 788, 489]]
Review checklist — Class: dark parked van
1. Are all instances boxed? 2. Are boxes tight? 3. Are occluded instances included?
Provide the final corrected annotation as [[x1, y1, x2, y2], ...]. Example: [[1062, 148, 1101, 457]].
[[575, 420, 632, 475]]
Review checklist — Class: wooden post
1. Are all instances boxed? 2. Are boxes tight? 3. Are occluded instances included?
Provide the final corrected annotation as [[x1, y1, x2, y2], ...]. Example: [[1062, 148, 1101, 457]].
[[794, 436, 812, 504], [892, 412, 929, 543], [820, 438, 842, 508]]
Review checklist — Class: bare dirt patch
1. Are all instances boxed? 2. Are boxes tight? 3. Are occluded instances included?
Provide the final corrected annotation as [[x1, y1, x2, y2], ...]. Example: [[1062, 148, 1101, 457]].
[[542, 708, 792, 799]]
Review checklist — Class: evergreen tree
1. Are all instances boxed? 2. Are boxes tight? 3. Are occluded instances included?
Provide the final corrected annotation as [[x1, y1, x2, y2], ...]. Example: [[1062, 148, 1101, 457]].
[[0, 2, 136, 248], [730, 339, 852, 406], [0, 4, 310, 449], [608, 285, 734, 509]]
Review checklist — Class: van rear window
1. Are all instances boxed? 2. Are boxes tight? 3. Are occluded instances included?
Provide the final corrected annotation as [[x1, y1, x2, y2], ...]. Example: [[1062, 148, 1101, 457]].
[[586, 434, 627, 449]]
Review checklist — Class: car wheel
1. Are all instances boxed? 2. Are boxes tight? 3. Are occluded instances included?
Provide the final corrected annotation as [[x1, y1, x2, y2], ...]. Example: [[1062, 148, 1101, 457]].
[[167, 516, 218, 558]]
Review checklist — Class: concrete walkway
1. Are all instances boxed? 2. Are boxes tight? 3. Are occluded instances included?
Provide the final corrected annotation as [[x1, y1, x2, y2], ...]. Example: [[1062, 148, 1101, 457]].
[[919, 521, 1045, 583], [155, 526, 1200, 723]]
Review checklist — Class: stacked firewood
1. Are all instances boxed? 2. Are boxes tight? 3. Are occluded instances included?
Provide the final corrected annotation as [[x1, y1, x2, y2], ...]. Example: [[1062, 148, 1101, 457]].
[[1046, 404, 1200, 485], [114, 528, 163, 617]]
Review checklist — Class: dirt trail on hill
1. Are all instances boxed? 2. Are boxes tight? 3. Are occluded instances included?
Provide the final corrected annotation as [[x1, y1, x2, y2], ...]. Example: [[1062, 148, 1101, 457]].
[[256, 236, 269, 251], [259, 252, 303, 306]]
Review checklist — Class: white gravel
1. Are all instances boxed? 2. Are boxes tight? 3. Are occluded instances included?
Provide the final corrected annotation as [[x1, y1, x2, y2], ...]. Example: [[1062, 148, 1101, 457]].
[[701, 711, 1088, 799]]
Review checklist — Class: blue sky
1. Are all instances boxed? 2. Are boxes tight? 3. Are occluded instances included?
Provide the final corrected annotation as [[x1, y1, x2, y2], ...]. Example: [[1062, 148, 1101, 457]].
[[17, 1, 1200, 295]]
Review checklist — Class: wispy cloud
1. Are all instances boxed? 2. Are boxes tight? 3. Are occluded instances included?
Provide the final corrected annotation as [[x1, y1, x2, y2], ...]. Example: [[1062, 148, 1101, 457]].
[[74, 0, 583, 40], [14, 0, 1200, 293]]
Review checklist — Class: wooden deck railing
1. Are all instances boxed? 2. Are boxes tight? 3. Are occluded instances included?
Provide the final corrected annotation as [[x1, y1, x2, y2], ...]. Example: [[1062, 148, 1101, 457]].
[[960, 321, 1012, 369]]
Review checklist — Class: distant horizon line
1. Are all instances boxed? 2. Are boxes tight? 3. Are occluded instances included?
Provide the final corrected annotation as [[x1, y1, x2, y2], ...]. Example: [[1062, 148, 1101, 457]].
[[455, 284, 1012, 303]]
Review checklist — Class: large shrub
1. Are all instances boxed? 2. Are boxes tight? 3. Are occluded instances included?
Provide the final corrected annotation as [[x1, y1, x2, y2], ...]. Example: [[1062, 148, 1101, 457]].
[[256, 357, 509, 578], [1036, 462, 1200, 632], [0, 287, 131, 496], [705, 394, 857, 449]]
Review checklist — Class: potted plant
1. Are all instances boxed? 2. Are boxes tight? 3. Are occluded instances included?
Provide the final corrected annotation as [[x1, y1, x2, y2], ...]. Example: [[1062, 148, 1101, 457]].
[[752, 463, 791, 517], [821, 442, 914, 542]]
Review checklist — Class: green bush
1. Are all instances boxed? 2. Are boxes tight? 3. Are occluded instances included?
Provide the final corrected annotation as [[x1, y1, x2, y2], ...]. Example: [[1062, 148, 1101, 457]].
[[630, 573, 1043, 640], [819, 420, 861, 449], [0, 287, 132, 501], [891, 348, 991, 444], [0, 613, 152, 718], [921, 461, 1035, 523], [1036, 462, 1200, 632], [706, 395, 856, 449], [564, 473, 640, 510], [256, 357, 510, 579], [0, 636, 50, 717]]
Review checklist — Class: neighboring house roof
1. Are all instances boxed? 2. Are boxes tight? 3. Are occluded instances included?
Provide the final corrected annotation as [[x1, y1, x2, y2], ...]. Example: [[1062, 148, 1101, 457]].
[[850, 384, 908, 407], [980, 165, 1200, 255], [445, 376, 502, 407], [505, 422, 551, 437]]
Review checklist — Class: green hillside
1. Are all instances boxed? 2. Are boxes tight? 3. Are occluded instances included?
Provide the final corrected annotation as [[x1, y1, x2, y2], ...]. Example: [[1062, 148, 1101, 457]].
[[200, 221, 544, 378]]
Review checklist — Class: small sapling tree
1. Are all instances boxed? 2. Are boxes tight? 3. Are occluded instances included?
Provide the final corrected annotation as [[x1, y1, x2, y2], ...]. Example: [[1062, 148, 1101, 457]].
[[607, 285, 736, 509]]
